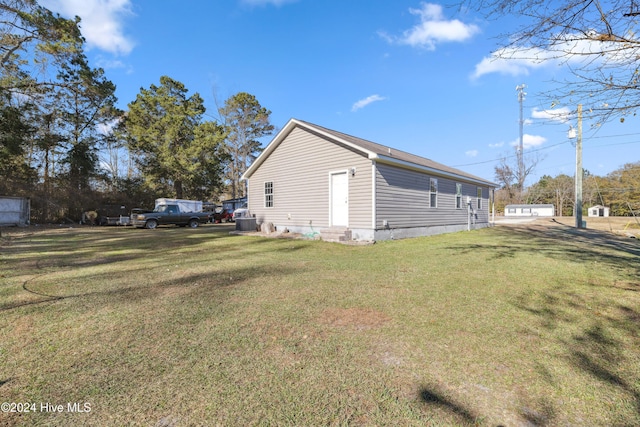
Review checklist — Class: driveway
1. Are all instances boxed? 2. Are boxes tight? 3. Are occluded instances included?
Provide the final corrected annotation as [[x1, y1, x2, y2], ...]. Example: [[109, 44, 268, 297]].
[[493, 217, 542, 225]]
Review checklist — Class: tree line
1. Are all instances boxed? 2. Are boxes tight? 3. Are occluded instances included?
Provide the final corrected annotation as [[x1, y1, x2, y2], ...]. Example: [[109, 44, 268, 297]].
[[494, 161, 640, 217], [1, 1, 272, 223], [461, 0, 640, 217], [3, 1, 640, 222]]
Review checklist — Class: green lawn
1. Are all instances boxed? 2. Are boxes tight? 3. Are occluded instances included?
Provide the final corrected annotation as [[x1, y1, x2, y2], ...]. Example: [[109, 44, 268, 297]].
[[0, 222, 638, 426]]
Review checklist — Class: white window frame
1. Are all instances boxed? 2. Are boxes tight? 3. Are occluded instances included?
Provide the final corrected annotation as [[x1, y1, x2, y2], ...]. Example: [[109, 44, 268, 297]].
[[455, 183, 462, 209], [429, 178, 438, 208], [477, 187, 482, 210], [264, 181, 274, 208]]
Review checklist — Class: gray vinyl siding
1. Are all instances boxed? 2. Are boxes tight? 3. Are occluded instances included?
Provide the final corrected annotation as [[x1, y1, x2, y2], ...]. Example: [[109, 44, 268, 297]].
[[375, 163, 490, 229], [247, 127, 372, 229], [475, 186, 490, 223]]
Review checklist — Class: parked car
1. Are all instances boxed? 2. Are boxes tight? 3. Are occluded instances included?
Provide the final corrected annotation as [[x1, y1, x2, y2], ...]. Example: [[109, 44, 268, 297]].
[[232, 204, 250, 222], [131, 203, 210, 229]]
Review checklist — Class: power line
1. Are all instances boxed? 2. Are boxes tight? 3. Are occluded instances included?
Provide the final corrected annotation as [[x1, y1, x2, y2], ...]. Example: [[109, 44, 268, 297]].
[[588, 139, 640, 148], [451, 140, 571, 168], [452, 132, 639, 169], [587, 132, 640, 139]]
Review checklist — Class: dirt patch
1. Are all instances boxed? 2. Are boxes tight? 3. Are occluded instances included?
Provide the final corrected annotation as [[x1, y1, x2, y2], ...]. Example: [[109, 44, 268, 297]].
[[318, 307, 391, 331]]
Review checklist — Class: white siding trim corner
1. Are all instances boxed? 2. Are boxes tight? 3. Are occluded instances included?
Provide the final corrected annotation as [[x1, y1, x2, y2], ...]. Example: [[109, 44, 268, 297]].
[[371, 161, 377, 230]]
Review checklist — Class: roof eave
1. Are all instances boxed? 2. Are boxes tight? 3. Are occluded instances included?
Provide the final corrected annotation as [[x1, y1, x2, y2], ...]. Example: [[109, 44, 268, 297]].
[[242, 118, 375, 181], [243, 118, 496, 188], [241, 119, 299, 181], [371, 153, 497, 187]]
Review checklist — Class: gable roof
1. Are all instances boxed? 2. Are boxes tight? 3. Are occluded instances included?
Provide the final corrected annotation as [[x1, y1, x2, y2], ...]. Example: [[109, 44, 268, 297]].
[[243, 118, 497, 187]]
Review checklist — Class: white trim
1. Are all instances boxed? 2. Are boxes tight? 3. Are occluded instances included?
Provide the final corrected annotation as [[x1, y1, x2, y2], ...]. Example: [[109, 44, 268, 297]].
[[264, 180, 274, 208], [371, 153, 493, 187], [329, 170, 349, 227], [243, 119, 372, 181], [298, 121, 371, 156], [455, 183, 463, 209], [246, 180, 250, 211], [243, 119, 495, 188], [429, 177, 438, 208], [371, 161, 377, 230]]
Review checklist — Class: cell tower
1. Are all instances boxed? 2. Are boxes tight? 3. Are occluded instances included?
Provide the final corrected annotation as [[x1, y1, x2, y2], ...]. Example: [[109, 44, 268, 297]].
[[516, 84, 526, 195]]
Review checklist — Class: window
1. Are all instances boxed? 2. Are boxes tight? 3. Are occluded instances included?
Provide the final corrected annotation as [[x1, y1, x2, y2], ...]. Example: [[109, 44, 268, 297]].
[[522, 208, 531, 214], [508, 208, 516, 214], [429, 178, 438, 208], [477, 187, 482, 209], [455, 183, 462, 209], [264, 181, 273, 208]]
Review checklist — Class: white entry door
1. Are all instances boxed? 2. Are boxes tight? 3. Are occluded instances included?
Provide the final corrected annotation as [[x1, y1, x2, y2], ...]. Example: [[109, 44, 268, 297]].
[[330, 172, 348, 226]]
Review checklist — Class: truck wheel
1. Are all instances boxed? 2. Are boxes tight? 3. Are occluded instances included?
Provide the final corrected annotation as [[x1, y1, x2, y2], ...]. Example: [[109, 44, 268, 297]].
[[188, 219, 199, 228], [145, 219, 158, 229]]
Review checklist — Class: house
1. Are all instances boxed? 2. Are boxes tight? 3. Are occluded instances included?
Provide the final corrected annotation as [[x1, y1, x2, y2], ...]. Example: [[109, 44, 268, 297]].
[[588, 205, 610, 217], [241, 119, 497, 241], [504, 204, 555, 217]]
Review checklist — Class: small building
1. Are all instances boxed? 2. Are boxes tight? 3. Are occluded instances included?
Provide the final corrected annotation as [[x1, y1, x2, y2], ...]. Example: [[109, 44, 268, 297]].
[[0, 196, 30, 226], [504, 204, 555, 217], [241, 119, 496, 242], [588, 205, 610, 217]]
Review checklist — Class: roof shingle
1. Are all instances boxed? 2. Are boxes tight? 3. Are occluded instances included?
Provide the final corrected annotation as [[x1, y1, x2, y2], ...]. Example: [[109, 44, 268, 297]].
[[297, 119, 496, 186]]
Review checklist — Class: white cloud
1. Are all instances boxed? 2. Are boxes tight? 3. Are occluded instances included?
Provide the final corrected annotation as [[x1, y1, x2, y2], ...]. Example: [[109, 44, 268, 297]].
[[96, 118, 121, 135], [471, 47, 552, 79], [351, 94, 386, 112], [511, 134, 547, 150], [531, 107, 573, 123], [465, 149, 479, 157], [41, 0, 135, 55], [472, 34, 633, 79], [381, 3, 480, 50], [489, 142, 504, 148], [94, 56, 134, 74]]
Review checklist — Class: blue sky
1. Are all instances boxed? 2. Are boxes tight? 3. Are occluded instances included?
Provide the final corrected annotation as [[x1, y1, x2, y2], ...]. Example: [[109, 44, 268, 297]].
[[42, 0, 640, 185]]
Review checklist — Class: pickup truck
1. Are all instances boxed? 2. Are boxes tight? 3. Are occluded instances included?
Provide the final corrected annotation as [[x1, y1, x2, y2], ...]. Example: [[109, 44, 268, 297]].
[[131, 204, 211, 229]]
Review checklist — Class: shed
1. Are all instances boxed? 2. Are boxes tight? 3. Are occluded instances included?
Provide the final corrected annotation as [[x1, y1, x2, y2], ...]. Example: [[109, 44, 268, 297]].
[[588, 205, 610, 217], [504, 204, 555, 217], [0, 196, 30, 226], [241, 119, 496, 242]]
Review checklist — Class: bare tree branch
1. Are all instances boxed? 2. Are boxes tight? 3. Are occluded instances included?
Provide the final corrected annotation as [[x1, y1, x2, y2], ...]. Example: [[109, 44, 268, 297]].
[[462, 0, 640, 123]]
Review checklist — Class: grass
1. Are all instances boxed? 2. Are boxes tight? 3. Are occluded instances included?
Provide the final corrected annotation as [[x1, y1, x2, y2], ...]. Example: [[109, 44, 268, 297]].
[[0, 220, 639, 426]]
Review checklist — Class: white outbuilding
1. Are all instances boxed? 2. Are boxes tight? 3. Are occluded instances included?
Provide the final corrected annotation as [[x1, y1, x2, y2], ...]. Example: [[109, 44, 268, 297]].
[[588, 205, 610, 217], [504, 204, 555, 217]]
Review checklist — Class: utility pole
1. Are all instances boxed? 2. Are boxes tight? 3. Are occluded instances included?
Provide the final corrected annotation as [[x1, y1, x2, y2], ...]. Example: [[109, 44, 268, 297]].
[[516, 84, 526, 200], [575, 104, 583, 229]]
